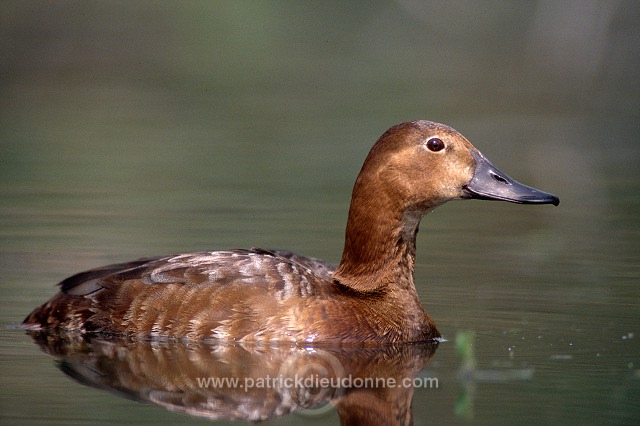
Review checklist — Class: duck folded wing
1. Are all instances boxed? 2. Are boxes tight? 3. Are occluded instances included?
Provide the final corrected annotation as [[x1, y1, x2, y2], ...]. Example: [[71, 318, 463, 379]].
[[24, 249, 330, 338]]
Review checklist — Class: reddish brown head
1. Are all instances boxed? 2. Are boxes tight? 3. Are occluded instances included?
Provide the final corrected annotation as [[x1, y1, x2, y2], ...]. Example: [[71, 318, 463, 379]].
[[334, 120, 558, 293]]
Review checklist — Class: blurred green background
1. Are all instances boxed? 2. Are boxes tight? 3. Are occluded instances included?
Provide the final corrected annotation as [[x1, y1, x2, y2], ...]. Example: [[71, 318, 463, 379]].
[[1, 1, 639, 424]]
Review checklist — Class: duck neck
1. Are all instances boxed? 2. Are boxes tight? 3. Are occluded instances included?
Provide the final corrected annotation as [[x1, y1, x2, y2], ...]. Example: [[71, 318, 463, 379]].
[[333, 184, 429, 293]]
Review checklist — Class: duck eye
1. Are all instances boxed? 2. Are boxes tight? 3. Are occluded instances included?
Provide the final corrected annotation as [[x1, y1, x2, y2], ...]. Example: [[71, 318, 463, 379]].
[[426, 137, 445, 152]]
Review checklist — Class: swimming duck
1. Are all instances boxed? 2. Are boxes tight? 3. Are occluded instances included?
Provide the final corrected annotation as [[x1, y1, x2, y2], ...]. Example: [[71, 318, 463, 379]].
[[23, 120, 559, 344]]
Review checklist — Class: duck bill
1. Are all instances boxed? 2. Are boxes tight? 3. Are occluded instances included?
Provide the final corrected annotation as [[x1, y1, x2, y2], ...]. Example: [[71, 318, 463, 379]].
[[462, 149, 559, 206]]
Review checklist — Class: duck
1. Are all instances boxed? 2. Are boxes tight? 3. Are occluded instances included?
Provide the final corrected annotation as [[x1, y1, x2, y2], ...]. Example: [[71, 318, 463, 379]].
[[23, 120, 559, 345]]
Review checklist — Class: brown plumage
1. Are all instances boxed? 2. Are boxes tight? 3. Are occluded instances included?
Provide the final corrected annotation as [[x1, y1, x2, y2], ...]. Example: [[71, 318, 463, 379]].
[[23, 120, 559, 344]]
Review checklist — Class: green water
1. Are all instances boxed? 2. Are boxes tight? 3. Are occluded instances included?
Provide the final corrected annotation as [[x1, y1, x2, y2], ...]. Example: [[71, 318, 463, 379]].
[[1, 1, 639, 424]]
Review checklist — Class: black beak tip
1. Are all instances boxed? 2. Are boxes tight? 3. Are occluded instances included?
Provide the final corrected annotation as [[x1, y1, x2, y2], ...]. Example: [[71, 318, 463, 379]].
[[522, 192, 560, 206]]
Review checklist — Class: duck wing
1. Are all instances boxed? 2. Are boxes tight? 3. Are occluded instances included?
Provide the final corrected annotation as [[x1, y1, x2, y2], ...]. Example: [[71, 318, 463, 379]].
[[24, 248, 335, 339]]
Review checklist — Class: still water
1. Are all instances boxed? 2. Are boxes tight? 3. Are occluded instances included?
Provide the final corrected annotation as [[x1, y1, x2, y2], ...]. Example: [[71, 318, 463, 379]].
[[1, 1, 639, 424]]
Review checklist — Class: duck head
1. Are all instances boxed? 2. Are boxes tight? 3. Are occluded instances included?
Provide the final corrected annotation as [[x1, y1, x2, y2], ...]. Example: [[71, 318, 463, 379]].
[[354, 120, 559, 212], [335, 120, 558, 294]]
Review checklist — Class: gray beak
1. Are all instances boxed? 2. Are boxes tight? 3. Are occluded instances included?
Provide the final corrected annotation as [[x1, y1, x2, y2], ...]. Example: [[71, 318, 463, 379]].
[[462, 149, 559, 206]]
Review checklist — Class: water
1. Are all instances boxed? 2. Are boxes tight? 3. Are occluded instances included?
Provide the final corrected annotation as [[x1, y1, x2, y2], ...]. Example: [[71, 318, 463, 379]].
[[1, 1, 639, 424]]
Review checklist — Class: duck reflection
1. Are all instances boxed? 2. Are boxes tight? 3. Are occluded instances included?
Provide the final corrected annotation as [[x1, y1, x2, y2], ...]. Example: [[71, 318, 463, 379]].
[[27, 331, 438, 424]]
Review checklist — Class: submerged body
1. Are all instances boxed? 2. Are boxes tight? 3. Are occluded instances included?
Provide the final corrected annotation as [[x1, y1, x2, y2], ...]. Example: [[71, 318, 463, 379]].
[[24, 121, 559, 344], [25, 249, 434, 344]]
